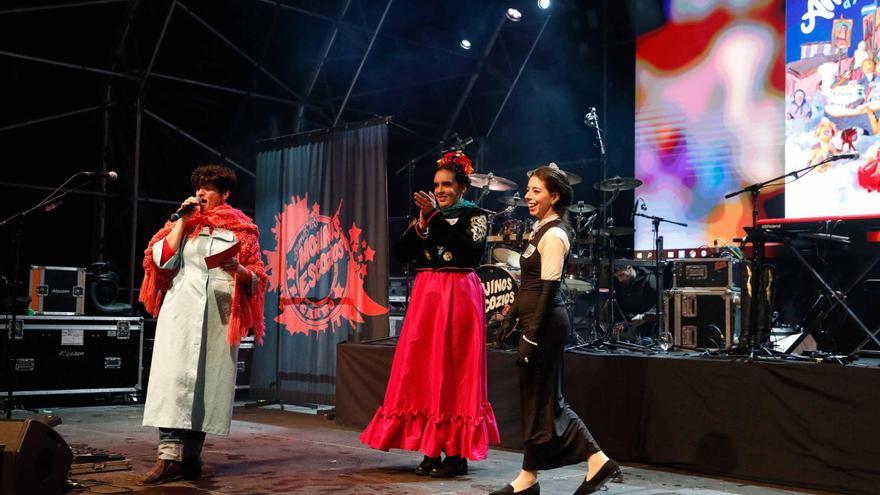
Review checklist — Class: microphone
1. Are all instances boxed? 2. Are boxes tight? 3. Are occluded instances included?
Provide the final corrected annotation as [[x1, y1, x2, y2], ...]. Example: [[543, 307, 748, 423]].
[[442, 134, 474, 152], [830, 152, 859, 160], [584, 107, 598, 128], [630, 198, 645, 221], [84, 171, 118, 181], [170, 199, 206, 221]]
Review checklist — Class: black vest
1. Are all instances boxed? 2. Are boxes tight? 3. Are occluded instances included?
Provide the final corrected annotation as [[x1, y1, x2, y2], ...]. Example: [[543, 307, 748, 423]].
[[519, 218, 567, 294]]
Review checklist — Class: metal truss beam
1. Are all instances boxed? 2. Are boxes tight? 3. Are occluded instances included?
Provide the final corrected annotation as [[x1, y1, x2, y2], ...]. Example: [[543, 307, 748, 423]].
[[0, 181, 254, 212], [0, 50, 136, 79], [332, 0, 393, 127], [0, 103, 114, 133], [177, 1, 306, 104], [486, 14, 551, 139], [249, 0, 472, 61], [0, 0, 128, 16], [0, 50, 302, 106], [319, 73, 469, 104], [149, 72, 301, 105], [143, 108, 254, 178], [442, 14, 507, 141], [139, 0, 177, 94], [292, 0, 351, 132]]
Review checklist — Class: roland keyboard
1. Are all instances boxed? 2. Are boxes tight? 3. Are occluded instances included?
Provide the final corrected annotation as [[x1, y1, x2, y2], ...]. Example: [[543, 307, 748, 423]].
[[754, 213, 880, 254]]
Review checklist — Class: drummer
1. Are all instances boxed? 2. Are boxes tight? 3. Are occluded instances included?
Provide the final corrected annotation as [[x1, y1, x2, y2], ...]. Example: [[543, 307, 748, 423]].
[[612, 265, 657, 338]]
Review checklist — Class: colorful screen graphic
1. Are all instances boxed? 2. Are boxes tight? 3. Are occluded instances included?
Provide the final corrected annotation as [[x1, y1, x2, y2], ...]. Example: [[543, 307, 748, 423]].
[[784, 1, 880, 218], [634, 1, 785, 250]]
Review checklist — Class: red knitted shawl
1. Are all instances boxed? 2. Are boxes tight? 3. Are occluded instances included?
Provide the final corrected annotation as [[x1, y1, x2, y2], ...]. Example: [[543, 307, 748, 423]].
[[139, 204, 268, 344]]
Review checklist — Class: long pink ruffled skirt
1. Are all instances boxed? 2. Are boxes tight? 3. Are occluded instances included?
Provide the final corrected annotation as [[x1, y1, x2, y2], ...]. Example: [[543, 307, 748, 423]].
[[359, 269, 500, 460]]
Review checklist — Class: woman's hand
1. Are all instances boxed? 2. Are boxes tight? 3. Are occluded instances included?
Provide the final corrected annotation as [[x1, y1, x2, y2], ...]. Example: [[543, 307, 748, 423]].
[[219, 257, 250, 280], [178, 196, 201, 219], [413, 191, 437, 215]]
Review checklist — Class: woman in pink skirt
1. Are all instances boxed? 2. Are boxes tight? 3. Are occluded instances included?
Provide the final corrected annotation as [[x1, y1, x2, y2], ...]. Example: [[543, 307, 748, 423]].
[[360, 152, 500, 477]]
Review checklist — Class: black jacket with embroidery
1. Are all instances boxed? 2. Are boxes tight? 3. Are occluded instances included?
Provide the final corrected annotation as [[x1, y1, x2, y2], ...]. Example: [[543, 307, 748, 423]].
[[396, 207, 488, 269]]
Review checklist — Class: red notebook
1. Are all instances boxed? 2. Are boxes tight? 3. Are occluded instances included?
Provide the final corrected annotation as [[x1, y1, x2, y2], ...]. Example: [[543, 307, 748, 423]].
[[204, 242, 240, 269]]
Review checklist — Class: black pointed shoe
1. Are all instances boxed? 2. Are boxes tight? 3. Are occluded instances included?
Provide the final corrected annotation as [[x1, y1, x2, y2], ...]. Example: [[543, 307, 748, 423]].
[[415, 455, 440, 476], [573, 459, 621, 494], [488, 482, 540, 494], [429, 455, 467, 477]]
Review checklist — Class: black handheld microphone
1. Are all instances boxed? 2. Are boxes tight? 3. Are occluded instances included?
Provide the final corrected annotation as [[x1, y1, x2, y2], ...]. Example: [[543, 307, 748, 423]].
[[831, 152, 859, 160], [170, 200, 205, 221], [84, 171, 118, 181]]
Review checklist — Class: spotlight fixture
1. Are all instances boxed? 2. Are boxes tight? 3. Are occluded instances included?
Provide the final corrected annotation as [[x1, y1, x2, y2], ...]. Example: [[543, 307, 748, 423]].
[[537, 0, 550, 10], [506, 8, 522, 22], [460, 39, 472, 50]]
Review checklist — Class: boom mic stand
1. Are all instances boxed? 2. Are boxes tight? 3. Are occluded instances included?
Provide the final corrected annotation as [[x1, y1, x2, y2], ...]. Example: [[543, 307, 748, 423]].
[[724, 152, 863, 356], [634, 210, 687, 350], [1, 172, 104, 418]]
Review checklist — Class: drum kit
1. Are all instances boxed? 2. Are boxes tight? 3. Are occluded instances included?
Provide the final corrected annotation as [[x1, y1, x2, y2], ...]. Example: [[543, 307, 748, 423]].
[[471, 168, 646, 346]]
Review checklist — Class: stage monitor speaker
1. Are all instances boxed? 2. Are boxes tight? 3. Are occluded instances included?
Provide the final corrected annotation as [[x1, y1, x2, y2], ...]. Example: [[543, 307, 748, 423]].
[[0, 419, 72, 495]]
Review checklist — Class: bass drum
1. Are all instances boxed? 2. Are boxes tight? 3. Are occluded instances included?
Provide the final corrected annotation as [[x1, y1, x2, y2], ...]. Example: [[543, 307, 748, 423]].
[[477, 264, 519, 343]]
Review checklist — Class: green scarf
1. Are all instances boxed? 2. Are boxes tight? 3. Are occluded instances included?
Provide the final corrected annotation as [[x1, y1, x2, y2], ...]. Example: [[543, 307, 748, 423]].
[[439, 199, 477, 218]]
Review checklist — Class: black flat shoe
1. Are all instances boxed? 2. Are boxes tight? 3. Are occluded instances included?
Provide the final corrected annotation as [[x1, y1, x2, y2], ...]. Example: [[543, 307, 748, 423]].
[[414, 455, 440, 476], [429, 455, 467, 477], [488, 482, 540, 494], [574, 459, 621, 494]]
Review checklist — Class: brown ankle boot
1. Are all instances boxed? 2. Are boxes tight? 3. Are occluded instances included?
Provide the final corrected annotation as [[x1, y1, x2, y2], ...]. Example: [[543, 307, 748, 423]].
[[140, 459, 183, 485]]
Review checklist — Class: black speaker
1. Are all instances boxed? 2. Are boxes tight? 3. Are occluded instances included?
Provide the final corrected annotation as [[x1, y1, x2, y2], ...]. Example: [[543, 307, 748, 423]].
[[0, 419, 72, 495]]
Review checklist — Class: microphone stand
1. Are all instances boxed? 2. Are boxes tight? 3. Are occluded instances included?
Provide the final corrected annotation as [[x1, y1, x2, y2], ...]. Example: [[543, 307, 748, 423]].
[[391, 142, 446, 333], [1, 172, 102, 419], [634, 211, 687, 350], [723, 153, 851, 355]]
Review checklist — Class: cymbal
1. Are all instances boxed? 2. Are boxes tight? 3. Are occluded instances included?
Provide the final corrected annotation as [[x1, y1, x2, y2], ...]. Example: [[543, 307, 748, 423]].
[[590, 226, 635, 237], [594, 176, 643, 192], [496, 195, 527, 207], [527, 167, 582, 185], [569, 201, 596, 214], [469, 173, 518, 191]]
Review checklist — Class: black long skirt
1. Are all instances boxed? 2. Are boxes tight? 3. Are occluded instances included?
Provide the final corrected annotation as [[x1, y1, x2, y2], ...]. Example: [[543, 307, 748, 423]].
[[519, 302, 601, 471]]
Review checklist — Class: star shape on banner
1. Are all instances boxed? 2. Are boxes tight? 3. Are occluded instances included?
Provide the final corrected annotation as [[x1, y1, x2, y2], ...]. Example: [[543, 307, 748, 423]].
[[349, 223, 362, 244]]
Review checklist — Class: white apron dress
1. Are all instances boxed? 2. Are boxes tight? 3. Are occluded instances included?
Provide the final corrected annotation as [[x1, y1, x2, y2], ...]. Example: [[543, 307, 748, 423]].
[[142, 226, 248, 436]]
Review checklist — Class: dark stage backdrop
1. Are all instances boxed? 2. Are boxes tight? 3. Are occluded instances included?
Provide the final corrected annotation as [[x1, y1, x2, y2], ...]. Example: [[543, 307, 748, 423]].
[[253, 120, 390, 405]]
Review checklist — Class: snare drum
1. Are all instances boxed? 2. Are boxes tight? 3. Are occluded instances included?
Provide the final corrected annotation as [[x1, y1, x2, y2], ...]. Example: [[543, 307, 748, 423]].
[[477, 264, 519, 341]]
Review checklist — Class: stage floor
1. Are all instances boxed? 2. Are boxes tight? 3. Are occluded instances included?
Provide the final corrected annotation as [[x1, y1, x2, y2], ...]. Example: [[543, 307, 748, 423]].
[[24, 403, 829, 494], [336, 344, 880, 495]]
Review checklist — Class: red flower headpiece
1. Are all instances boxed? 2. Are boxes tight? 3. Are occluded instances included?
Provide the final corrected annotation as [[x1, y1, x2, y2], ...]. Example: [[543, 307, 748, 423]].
[[437, 150, 474, 175]]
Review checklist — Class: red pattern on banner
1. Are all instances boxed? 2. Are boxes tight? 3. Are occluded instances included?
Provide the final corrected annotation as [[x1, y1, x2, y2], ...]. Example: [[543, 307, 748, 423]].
[[264, 194, 387, 335]]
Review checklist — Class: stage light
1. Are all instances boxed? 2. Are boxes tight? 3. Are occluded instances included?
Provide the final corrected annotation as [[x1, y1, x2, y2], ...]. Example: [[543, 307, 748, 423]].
[[537, 0, 550, 10], [460, 39, 472, 50], [506, 8, 522, 22]]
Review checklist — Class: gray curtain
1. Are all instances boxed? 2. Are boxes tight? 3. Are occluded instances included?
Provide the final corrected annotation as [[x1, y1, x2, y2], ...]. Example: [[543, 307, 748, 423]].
[[253, 121, 389, 405]]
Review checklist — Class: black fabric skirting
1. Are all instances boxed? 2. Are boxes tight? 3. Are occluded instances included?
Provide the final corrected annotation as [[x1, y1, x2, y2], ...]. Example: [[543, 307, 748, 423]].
[[337, 343, 880, 495]]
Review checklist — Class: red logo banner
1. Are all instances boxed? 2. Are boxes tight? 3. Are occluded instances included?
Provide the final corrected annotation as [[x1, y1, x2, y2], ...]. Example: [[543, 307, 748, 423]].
[[264, 194, 387, 334]]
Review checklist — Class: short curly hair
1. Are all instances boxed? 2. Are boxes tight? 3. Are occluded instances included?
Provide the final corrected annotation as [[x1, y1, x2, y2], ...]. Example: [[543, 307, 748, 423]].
[[191, 165, 237, 195]]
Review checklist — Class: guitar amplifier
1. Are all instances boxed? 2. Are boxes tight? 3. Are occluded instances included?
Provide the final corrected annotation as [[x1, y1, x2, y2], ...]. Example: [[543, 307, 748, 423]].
[[672, 259, 734, 289]]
